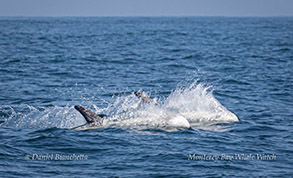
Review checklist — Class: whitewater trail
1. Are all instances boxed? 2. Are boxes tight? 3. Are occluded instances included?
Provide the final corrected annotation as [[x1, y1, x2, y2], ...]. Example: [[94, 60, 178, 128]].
[[1, 81, 238, 131]]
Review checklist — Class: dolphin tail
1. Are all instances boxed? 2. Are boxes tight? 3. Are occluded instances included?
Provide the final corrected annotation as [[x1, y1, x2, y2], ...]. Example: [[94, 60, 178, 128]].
[[74, 105, 103, 125]]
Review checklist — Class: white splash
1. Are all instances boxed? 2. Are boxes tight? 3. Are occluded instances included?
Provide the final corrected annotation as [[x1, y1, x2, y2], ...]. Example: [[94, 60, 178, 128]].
[[163, 82, 238, 125], [91, 81, 238, 130], [1, 81, 238, 130], [1, 106, 86, 129]]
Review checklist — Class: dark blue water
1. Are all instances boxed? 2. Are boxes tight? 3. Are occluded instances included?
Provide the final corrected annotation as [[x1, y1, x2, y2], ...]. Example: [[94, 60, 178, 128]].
[[0, 17, 292, 177]]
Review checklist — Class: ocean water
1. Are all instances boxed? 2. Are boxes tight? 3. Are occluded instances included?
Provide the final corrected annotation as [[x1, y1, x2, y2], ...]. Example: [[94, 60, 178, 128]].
[[0, 17, 292, 177]]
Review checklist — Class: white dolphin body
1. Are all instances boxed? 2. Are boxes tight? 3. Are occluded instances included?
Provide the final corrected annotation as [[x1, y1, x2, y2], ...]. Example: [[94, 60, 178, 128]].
[[168, 115, 190, 129], [73, 92, 191, 130]]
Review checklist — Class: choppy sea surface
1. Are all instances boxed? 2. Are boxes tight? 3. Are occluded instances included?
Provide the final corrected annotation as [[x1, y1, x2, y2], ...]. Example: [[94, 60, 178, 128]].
[[0, 17, 292, 177]]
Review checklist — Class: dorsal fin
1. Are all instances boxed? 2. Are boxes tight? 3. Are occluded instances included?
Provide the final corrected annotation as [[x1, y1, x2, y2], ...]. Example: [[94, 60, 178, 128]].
[[134, 91, 158, 105], [74, 105, 103, 125]]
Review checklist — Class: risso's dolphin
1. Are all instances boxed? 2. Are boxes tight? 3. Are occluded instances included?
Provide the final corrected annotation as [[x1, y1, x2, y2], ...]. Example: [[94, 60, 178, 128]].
[[73, 92, 190, 130]]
